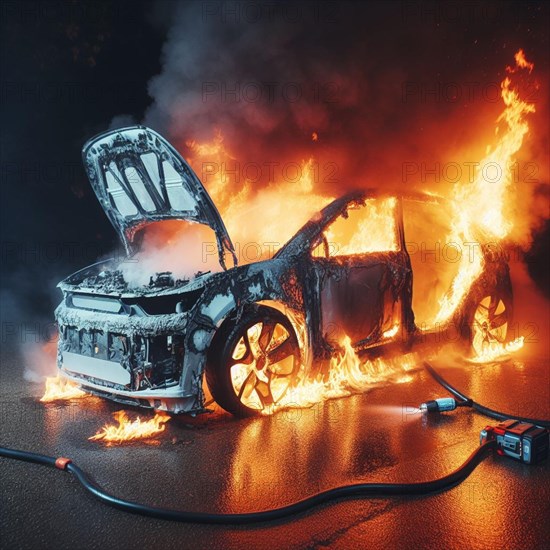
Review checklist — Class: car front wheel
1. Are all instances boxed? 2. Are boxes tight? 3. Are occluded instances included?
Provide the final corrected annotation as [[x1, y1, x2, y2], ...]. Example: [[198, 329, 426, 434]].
[[206, 306, 301, 416]]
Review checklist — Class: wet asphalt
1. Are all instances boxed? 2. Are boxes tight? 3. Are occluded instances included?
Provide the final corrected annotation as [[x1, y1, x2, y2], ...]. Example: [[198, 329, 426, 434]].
[[1, 335, 549, 550]]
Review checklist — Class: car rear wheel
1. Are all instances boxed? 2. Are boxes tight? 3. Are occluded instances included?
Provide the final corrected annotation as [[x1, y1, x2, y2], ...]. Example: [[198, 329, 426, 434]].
[[206, 306, 301, 416], [468, 292, 513, 357]]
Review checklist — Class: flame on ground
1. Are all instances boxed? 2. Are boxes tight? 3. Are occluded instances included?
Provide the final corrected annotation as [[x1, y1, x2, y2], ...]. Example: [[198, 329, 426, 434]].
[[89, 410, 171, 443], [40, 375, 86, 402], [261, 336, 417, 415], [260, 329, 525, 414], [468, 336, 525, 364]]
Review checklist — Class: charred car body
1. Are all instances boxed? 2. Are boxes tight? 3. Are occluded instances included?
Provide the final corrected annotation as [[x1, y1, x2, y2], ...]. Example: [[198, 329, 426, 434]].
[[55, 126, 513, 416]]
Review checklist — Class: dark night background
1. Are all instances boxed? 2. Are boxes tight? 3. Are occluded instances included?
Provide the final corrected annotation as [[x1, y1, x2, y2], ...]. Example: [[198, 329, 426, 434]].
[[1, 0, 164, 328], [1, 0, 549, 329]]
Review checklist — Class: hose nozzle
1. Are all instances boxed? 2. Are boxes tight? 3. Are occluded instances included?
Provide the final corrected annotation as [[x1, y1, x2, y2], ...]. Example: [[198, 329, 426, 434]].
[[419, 397, 458, 413]]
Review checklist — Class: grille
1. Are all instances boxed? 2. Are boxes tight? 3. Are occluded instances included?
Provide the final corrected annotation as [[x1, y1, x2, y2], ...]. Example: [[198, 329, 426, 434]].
[[61, 327, 128, 362], [60, 327, 184, 390]]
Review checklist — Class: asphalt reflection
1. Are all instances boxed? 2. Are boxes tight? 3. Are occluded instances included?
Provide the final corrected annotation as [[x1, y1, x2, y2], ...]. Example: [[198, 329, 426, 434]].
[[1, 346, 549, 549]]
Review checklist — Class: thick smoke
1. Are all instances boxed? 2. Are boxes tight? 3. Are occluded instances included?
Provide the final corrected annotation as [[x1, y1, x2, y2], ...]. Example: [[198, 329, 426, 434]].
[[138, 1, 548, 247], [131, 0, 549, 354]]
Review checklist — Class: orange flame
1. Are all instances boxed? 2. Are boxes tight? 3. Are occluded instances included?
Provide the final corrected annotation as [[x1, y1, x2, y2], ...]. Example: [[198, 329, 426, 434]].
[[40, 375, 86, 402], [324, 197, 399, 255], [457, 55, 536, 240], [432, 49, 536, 326], [261, 336, 417, 414], [508, 49, 534, 74], [185, 144, 330, 263], [89, 410, 171, 443], [131, 50, 534, 417], [469, 336, 525, 364]]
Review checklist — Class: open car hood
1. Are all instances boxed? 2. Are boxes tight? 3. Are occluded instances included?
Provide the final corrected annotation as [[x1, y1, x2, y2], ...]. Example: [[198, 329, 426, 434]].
[[83, 126, 237, 269]]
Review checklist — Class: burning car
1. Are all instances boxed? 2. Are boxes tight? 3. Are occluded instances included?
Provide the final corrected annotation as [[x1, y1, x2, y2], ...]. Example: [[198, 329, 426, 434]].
[[55, 126, 514, 416]]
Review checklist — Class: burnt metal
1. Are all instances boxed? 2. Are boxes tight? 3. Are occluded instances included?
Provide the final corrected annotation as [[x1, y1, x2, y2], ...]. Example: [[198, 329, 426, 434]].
[[82, 126, 237, 268], [54, 126, 512, 415]]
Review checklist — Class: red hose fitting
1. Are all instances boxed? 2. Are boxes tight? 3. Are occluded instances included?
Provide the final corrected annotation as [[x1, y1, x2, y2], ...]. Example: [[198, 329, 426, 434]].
[[55, 457, 72, 470]]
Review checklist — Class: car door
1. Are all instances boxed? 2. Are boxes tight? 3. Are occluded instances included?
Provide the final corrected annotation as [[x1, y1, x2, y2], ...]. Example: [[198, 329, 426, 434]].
[[310, 197, 412, 349]]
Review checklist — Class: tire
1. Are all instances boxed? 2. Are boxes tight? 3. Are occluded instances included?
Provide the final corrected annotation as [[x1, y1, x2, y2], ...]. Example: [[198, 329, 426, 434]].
[[205, 306, 301, 416], [464, 289, 513, 357]]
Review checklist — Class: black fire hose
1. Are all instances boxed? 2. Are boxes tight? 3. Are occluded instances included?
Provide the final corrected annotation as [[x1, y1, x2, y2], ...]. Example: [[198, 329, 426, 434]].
[[423, 362, 550, 429], [3, 364, 546, 524], [0, 441, 496, 525]]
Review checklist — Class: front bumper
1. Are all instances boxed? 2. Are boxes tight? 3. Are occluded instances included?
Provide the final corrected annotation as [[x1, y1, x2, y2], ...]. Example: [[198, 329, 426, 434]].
[[55, 302, 203, 414], [59, 368, 196, 413]]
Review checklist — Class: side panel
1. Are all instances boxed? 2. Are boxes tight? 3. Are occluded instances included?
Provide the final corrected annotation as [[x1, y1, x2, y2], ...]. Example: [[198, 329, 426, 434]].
[[319, 261, 387, 344], [312, 253, 410, 350]]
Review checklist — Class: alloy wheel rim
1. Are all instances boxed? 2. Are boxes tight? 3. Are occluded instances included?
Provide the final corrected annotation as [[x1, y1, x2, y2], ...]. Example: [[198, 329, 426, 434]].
[[471, 295, 509, 356], [229, 320, 299, 410]]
